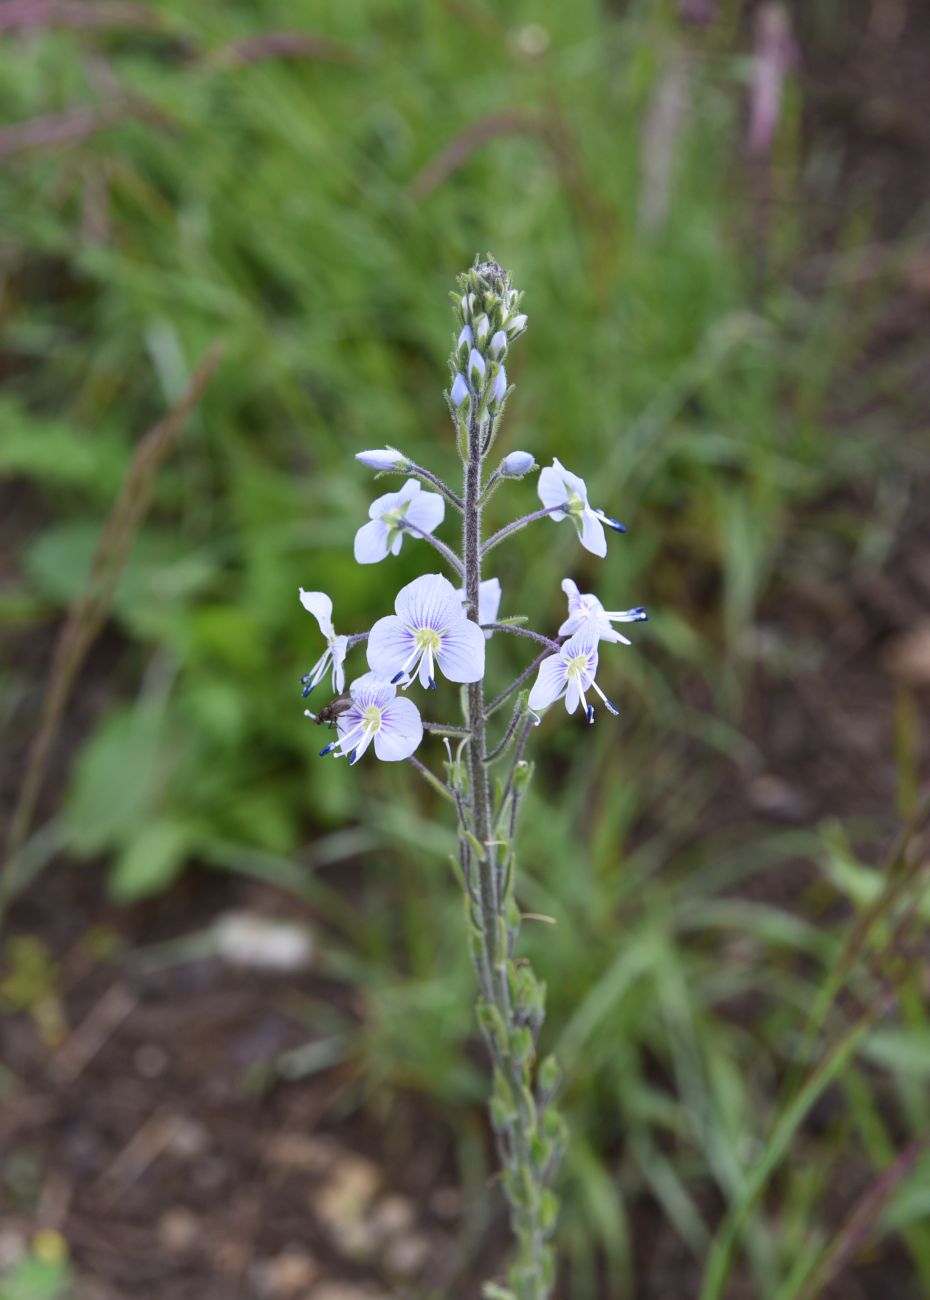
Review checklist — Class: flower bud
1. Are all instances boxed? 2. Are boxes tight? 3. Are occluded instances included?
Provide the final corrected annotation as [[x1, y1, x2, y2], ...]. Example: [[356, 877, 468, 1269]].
[[501, 450, 536, 477], [491, 364, 507, 404], [457, 324, 473, 350], [450, 373, 469, 406], [490, 330, 507, 357], [506, 313, 528, 337], [474, 314, 490, 343], [468, 348, 486, 381], [355, 447, 409, 471]]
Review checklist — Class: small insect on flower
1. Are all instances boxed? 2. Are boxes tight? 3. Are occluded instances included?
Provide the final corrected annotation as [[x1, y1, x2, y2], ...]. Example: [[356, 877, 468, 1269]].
[[367, 573, 486, 689], [354, 478, 445, 565], [299, 589, 349, 696], [559, 578, 648, 645], [528, 626, 619, 722], [537, 458, 626, 559], [318, 672, 423, 765], [305, 694, 354, 727]]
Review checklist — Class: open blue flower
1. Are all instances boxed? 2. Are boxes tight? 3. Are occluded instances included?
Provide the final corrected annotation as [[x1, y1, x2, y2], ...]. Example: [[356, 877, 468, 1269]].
[[537, 459, 625, 558], [528, 626, 618, 722], [559, 579, 647, 645], [354, 478, 444, 565], [319, 673, 423, 765], [367, 573, 486, 690]]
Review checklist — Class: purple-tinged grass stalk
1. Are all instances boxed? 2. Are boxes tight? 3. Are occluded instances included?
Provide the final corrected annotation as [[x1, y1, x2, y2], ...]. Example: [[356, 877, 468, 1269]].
[[302, 259, 646, 1298]]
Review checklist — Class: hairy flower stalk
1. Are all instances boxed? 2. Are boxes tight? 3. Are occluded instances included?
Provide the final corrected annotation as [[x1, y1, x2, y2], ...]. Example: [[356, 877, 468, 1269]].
[[302, 257, 645, 1298]]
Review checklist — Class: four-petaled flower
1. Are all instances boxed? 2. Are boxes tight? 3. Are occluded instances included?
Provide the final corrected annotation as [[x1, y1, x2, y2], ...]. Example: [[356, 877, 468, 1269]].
[[528, 626, 618, 722], [537, 458, 626, 558], [319, 673, 423, 765], [354, 478, 444, 565], [299, 589, 349, 696], [559, 579, 647, 645], [457, 576, 502, 639], [367, 573, 486, 690]]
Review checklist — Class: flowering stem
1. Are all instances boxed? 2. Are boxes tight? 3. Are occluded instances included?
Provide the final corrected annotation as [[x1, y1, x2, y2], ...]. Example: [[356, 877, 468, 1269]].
[[408, 461, 465, 512], [481, 506, 563, 557], [482, 623, 560, 652], [460, 394, 561, 1299], [346, 632, 369, 647], [398, 519, 464, 577], [483, 698, 526, 764]]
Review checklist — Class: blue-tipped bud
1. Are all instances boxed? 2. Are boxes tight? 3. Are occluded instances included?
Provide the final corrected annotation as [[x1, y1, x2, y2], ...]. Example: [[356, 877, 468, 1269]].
[[355, 447, 409, 471], [450, 373, 469, 406], [490, 329, 507, 357], [491, 364, 507, 404], [468, 348, 486, 381], [501, 451, 535, 478]]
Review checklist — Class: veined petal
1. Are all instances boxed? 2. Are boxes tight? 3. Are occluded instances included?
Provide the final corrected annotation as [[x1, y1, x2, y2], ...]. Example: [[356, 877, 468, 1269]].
[[354, 518, 391, 564], [330, 635, 349, 693], [368, 478, 419, 520], [366, 616, 414, 679], [374, 696, 423, 761], [579, 510, 608, 558], [349, 729, 376, 764], [404, 489, 444, 536], [299, 589, 334, 638], [389, 528, 405, 556], [537, 464, 569, 520], [395, 573, 462, 631], [528, 654, 568, 711], [349, 671, 396, 710], [436, 618, 485, 683], [564, 676, 582, 714]]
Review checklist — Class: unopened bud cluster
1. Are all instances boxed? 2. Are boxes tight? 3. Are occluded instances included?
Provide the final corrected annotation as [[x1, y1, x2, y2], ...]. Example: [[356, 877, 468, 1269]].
[[449, 260, 527, 433]]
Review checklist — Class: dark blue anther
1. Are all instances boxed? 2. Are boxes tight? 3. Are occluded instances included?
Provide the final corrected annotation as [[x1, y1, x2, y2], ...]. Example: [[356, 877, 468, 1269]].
[[302, 681, 316, 698], [319, 742, 335, 757], [391, 671, 406, 685], [428, 677, 437, 691], [586, 704, 595, 724]]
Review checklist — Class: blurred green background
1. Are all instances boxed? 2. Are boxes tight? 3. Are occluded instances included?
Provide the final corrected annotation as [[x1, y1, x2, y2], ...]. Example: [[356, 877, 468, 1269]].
[[2, 2, 929, 1298]]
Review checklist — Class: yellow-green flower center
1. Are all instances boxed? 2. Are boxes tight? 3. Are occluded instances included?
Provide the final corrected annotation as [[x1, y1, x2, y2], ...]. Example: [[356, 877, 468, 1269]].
[[415, 628, 442, 654], [567, 653, 588, 680], [566, 489, 585, 517], [362, 705, 382, 732]]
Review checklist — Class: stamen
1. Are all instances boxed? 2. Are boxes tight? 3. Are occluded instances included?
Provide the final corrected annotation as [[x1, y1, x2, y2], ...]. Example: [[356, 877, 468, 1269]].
[[591, 679, 620, 716], [586, 703, 595, 724], [391, 671, 407, 685], [319, 741, 337, 756], [595, 510, 626, 533]]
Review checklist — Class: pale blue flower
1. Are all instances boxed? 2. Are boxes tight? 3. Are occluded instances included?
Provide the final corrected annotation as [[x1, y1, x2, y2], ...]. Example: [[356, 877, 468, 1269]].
[[319, 672, 423, 765], [490, 330, 507, 356], [458, 324, 473, 349], [368, 573, 485, 690], [528, 626, 618, 722], [559, 578, 647, 645], [537, 458, 626, 558], [355, 447, 409, 471], [299, 589, 349, 695], [354, 479, 444, 565], [451, 373, 469, 406]]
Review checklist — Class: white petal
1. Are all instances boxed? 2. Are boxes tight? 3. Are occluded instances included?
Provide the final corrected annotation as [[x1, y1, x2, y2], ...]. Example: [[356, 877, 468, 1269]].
[[478, 577, 502, 627], [451, 373, 469, 406], [404, 489, 444, 536], [537, 464, 569, 519], [551, 458, 589, 502], [579, 510, 607, 558], [564, 677, 581, 714], [389, 529, 404, 556], [558, 612, 585, 637], [528, 654, 568, 711], [354, 519, 390, 564], [374, 696, 423, 761], [349, 729, 376, 764], [561, 577, 580, 601], [395, 573, 462, 631], [367, 479, 418, 521], [299, 589, 334, 638], [366, 616, 414, 680], [331, 635, 348, 693], [436, 618, 486, 683]]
